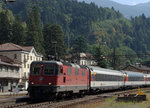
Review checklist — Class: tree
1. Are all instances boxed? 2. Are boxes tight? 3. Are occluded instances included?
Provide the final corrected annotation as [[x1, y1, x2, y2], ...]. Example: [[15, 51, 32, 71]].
[[43, 24, 66, 59], [11, 16, 26, 45], [72, 36, 88, 53], [0, 9, 13, 44], [26, 6, 45, 55], [94, 46, 108, 68]]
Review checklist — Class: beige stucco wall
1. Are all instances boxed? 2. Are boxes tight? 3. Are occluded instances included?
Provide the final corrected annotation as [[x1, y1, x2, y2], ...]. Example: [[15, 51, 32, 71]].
[[22, 49, 42, 79], [0, 48, 43, 83], [79, 59, 96, 66], [0, 65, 20, 79]]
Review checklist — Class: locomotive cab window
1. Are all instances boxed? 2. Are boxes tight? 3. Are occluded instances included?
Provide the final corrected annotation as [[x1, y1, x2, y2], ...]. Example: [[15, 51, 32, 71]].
[[44, 64, 59, 75], [30, 64, 41, 75]]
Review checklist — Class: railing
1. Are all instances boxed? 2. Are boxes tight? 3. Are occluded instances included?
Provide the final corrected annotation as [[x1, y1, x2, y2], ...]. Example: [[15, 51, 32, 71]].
[[0, 71, 19, 78]]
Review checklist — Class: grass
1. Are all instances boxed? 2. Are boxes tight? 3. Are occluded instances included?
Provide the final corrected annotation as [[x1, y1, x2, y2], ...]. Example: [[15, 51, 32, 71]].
[[72, 90, 150, 108]]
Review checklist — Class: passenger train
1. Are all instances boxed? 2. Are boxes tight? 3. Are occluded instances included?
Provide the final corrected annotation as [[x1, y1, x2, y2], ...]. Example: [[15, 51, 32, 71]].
[[27, 61, 150, 99]]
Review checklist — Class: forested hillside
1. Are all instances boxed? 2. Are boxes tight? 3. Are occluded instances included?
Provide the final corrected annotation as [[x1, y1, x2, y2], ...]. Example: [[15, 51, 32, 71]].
[[1, 0, 150, 68], [78, 0, 150, 18]]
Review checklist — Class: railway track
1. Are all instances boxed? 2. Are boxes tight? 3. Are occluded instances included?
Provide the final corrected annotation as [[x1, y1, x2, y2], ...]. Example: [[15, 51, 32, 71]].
[[0, 87, 150, 108]]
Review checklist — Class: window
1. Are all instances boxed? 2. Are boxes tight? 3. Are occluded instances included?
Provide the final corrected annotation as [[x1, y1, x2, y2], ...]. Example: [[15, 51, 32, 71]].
[[24, 72, 26, 78], [0, 67, 1, 71], [30, 64, 41, 75], [24, 54, 26, 59], [30, 56, 32, 60], [27, 55, 29, 60], [27, 64, 30, 68], [16, 68, 19, 73], [44, 64, 59, 75], [24, 63, 26, 68], [44, 64, 55, 75], [67, 68, 71, 75], [14, 54, 17, 59], [95, 74, 123, 81], [82, 70, 85, 76], [92, 74, 95, 81], [75, 69, 79, 76], [4, 66, 8, 72], [11, 67, 14, 72]]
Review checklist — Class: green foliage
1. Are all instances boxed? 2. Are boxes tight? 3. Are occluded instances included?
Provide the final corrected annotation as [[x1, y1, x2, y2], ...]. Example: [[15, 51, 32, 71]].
[[131, 14, 150, 54], [72, 36, 88, 53], [110, 46, 137, 69], [0, 9, 13, 44], [43, 24, 66, 59], [11, 16, 26, 45], [6, 0, 123, 46], [1, 0, 150, 68], [26, 7, 45, 55], [94, 46, 108, 68]]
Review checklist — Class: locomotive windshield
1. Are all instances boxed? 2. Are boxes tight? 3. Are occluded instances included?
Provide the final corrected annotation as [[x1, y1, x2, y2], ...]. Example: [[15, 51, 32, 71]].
[[44, 64, 59, 75], [30, 64, 41, 75]]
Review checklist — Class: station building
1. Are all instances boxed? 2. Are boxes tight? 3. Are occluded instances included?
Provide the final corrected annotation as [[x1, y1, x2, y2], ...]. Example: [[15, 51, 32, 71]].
[[0, 56, 21, 92], [66, 53, 96, 66], [123, 64, 150, 74], [0, 43, 43, 90]]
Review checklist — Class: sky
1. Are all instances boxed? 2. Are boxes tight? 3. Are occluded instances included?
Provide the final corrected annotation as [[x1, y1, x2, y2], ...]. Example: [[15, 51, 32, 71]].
[[111, 0, 150, 5]]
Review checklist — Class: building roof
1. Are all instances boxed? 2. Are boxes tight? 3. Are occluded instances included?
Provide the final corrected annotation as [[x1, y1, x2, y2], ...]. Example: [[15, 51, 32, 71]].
[[0, 43, 43, 57], [0, 55, 21, 65], [124, 65, 150, 71], [0, 43, 35, 52], [23, 46, 34, 52], [65, 53, 94, 59], [0, 43, 27, 51]]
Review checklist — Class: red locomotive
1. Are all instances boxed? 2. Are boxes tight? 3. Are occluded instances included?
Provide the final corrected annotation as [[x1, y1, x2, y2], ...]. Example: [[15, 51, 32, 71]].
[[28, 61, 89, 99]]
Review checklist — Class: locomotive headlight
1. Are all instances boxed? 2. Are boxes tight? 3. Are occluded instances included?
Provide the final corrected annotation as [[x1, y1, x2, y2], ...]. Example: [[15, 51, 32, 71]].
[[49, 83, 51, 85], [31, 82, 34, 84]]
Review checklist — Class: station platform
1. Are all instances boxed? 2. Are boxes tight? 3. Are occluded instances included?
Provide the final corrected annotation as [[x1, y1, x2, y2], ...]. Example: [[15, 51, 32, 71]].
[[0, 91, 28, 96]]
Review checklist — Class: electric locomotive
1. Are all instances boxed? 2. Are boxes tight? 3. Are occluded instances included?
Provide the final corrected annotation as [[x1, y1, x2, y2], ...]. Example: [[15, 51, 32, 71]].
[[28, 61, 89, 99]]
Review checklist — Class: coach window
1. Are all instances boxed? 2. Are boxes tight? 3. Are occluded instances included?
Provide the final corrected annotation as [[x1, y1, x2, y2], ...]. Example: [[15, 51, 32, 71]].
[[75, 69, 79, 76], [67, 68, 71, 75]]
